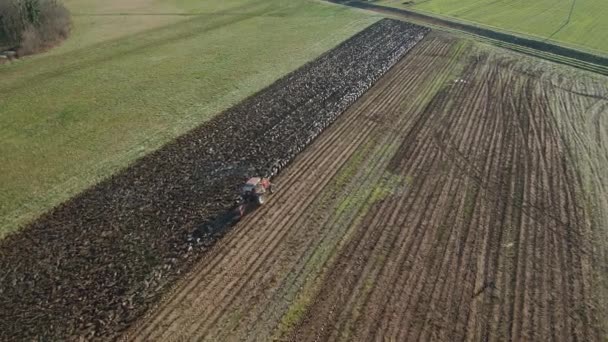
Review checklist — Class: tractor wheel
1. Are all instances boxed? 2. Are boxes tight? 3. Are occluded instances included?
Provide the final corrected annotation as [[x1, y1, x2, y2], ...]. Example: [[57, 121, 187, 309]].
[[257, 195, 266, 205]]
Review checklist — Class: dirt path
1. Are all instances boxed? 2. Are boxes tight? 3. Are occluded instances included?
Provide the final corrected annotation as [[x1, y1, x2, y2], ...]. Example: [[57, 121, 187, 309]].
[[124, 33, 606, 341]]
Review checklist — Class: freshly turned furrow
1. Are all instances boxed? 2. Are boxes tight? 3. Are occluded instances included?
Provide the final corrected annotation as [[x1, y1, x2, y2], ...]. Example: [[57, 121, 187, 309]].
[[249, 40, 454, 336], [182, 106, 389, 340], [216, 44, 444, 340]]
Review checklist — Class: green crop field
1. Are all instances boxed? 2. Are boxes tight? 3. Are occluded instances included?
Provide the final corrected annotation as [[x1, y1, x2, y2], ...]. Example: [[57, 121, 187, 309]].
[[376, 0, 608, 55], [0, 0, 379, 237]]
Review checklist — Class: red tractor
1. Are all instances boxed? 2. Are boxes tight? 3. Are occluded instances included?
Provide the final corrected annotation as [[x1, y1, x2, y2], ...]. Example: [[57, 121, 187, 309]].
[[239, 177, 274, 206]]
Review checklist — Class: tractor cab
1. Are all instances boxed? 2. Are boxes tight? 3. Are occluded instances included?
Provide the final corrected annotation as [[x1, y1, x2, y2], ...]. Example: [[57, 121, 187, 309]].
[[239, 177, 273, 205]]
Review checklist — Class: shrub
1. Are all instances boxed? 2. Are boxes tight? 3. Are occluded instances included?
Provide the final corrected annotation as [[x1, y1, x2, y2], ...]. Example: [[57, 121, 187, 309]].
[[0, 0, 71, 55]]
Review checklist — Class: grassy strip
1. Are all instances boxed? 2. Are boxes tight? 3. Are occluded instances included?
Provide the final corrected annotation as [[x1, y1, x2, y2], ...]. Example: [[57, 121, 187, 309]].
[[329, 1, 608, 76], [376, 0, 608, 56]]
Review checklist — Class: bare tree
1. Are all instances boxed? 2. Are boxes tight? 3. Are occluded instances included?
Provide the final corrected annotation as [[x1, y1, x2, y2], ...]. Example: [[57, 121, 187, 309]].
[[0, 1, 23, 46]]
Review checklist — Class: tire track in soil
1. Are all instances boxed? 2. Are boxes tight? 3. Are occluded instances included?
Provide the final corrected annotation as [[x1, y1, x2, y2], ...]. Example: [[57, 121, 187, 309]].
[[309, 60, 461, 341], [543, 74, 608, 338], [395, 54, 490, 340], [410, 65, 496, 340], [475, 62, 516, 342], [381, 53, 496, 342], [302, 43, 478, 342], [370, 81, 471, 342], [403, 58, 499, 342], [430, 55, 499, 342], [288, 42, 601, 341], [340, 39, 464, 340]]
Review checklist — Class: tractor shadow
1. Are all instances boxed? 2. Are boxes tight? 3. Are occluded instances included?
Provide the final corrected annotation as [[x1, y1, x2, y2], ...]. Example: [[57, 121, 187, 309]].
[[190, 201, 260, 241]]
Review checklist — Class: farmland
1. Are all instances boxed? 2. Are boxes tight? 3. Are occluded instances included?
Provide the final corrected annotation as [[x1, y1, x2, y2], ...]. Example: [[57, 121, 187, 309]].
[[1, 0, 607, 340], [376, 0, 608, 55], [0, 0, 379, 237], [0, 20, 428, 340], [126, 33, 608, 341]]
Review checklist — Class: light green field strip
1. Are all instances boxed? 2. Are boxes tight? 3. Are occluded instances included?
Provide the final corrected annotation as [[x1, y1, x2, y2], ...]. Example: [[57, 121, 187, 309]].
[[0, 0, 380, 237], [377, 0, 608, 56]]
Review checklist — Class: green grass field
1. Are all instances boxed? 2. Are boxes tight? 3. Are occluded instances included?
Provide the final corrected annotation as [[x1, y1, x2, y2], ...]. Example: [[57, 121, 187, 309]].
[[377, 0, 608, 55], [0, 0, 379, 237]]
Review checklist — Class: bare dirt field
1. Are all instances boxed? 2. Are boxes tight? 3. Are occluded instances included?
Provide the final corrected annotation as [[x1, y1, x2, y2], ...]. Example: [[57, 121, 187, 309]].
[[126, 33, 608, 341]]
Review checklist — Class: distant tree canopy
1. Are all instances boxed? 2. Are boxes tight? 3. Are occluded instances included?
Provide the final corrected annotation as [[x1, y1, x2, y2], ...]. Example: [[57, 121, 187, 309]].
[[0, 0, 71, 55]]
